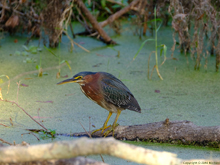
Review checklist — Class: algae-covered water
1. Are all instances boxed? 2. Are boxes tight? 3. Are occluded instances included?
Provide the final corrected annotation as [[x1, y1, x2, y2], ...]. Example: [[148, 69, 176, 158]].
[[0, 22, 220, 164]]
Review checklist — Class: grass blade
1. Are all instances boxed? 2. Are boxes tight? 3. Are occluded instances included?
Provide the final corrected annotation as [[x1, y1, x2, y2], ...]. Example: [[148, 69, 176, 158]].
[[44, 46, 58, 57], [133, 39, 154, 60]]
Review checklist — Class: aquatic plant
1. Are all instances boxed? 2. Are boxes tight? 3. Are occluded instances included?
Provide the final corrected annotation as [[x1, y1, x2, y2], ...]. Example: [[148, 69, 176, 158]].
[[44, 45, 71, 78], [134, 7, 167, 80]]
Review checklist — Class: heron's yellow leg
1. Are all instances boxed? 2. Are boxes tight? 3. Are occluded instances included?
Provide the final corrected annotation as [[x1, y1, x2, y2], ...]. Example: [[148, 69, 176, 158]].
[[91, 112, 112, 135], [101, 111, 112, 133], [104, 109, 121, 137]]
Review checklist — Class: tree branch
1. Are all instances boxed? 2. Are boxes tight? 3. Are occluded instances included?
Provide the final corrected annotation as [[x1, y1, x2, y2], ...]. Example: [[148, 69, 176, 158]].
[[100, 0, 140, 28], [74, 0, 116, 44], [0, 137, 219, 165], [0, 137, 180, 164]]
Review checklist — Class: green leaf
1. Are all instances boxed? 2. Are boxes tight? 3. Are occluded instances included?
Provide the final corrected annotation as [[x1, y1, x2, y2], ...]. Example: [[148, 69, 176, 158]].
[[23, 58, 32, 63], [163, 45, 167, 58], [112, 4, 121, 9], [60, 60, 65, 64], [108, 46, 117, 52], [26, 58, 33, 63], [23, 45, 29, 51], [101, 0, 106, 8], [160, 44, 167, 66], [154, 7, 157, 17], [160, 46, 163, 57], [22, 51, 29, 56], [29, 46, 38, 54], [65, 60, 71, 71], [15, 51, 21, 56], [36, 65, 40, 69], [148, 18, 161, 24], [60, 60, 71, 71], [49, 129, 56, 136], [44, 46, 58, 57], [159, 44, 167, 57], [156, 22, 163, 32], [195, 41, 198, 48], [105, 7, 112, 14], [133, 39, 154, 60], [23, 45, 39, 54]]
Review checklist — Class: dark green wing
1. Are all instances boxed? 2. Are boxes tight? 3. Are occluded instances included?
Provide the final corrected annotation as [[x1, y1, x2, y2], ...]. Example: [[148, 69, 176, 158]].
[[101, 73, 141, 112]]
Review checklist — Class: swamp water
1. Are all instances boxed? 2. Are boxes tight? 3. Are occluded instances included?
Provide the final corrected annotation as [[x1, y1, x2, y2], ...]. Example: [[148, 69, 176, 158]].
[[0, 22, 220, 164]]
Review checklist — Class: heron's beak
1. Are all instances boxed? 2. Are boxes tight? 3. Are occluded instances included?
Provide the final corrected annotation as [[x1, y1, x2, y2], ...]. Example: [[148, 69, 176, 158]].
[[57, 78, 76, 85]]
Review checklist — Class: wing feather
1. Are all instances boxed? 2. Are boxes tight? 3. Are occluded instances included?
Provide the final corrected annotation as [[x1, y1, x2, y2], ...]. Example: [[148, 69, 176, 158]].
[[100, 73, 141, 112]]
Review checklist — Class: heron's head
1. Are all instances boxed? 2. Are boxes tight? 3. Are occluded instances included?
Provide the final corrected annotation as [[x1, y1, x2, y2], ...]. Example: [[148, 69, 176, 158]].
[[57, 71, 96, 85]]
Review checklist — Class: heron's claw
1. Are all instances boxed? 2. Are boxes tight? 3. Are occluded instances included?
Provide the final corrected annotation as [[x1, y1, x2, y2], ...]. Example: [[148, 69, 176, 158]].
[[103, 123, 119, 137], [91, 125, 111, 135]]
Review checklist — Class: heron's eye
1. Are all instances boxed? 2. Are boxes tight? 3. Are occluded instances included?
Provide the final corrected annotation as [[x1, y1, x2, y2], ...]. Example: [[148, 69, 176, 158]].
[[75, 76, 83, 80]]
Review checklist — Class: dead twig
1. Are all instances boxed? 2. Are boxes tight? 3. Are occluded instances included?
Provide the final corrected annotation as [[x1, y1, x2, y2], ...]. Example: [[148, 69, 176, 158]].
[[37, 108, 45, 127], [69, 23, 75, 38], [0, 123, 9, 127], [78, 120, 105, 163], [150, 65, 156, 80], [63, 30, 89, 52], [0, 138, 13, 146], [16, 81, 21, 103], [0, 99, 48, 132], [9, 118, 13, 126], [22, 132, 40, 141], [78, 120, 92, 138]]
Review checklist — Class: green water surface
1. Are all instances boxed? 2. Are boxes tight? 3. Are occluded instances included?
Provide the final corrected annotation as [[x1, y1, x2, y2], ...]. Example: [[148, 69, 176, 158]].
[[0, 22, 220, 164]]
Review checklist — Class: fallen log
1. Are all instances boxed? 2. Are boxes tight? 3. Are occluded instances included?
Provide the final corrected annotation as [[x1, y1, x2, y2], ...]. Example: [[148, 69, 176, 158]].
[[69, 119, 220, 148]]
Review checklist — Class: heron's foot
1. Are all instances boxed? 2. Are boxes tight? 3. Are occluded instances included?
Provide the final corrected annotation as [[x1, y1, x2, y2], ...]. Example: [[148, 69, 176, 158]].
[[104, 123, 119, 137], [91, 125, 111, 135]]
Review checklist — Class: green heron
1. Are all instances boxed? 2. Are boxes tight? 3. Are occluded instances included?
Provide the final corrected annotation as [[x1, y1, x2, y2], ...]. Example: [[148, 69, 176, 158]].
[[57, 71, 141, 137]]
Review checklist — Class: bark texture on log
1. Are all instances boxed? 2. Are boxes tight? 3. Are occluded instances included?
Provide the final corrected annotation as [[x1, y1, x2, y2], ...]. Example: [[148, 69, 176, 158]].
[[70, 120, 220, 147]]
